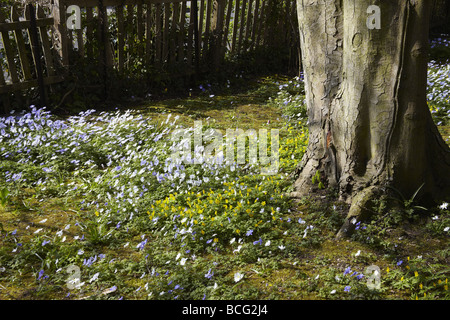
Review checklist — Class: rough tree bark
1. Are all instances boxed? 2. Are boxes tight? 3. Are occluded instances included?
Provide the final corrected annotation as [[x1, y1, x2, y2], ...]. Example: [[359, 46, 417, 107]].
[[293, 0, 450, 238]]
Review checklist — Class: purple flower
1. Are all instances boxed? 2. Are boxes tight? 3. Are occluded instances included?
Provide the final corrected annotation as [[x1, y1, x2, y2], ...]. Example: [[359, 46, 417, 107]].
[[343, 267, 352, 276], [246, 229, 253, 236], [137, 239, 148, 250], [253, 238, 262, 245], [37, 269, 45, 280], [205, 268, 214, 279], [344, 286, 351, 292]]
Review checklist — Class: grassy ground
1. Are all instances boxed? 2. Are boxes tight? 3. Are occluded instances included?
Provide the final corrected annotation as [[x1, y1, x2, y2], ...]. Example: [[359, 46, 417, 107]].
[[0, 74, 449, 301]]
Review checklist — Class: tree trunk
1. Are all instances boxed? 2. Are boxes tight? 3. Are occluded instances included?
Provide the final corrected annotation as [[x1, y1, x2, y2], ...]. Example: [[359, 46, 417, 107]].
[[293, 0, 450, 237]]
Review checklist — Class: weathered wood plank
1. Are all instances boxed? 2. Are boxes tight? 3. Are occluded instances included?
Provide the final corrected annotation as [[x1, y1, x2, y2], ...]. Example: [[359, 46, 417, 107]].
[[231, 0, 240, 54], [162, 3, 170, 63], [186, 1, 194, 66], [250, 0, 260, 50], [0, 59, 6, 86], [0, 12, 20, 83], [0, 75, 64, 94], [198, 0, 205, 35], [177, 1, 187, 63], [37, 5, 56, 76], [52, 0, 69, 66], [116, 5, 125, 72], [155, 3, 162, 63], [202, 0, 212, 59], [145, 4, 153, 64], [255, 0, 266, 47], [0, 17, 53, 32], [244, 0, 253, 50], [85, 7, 94, 57], [11, 6, 32, 81], [237, 0, 247, 55], [221, 0, 233, 49]]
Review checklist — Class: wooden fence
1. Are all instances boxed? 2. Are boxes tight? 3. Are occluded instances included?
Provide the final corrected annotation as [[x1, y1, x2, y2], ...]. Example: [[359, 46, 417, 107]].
[[51, 0, 299, 73], [0, 0, 299, 110], [0, 4, 64, 106]]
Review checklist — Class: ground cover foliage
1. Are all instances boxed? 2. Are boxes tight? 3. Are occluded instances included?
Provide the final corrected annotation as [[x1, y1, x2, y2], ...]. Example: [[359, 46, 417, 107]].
[[0, 39, 449, 301]]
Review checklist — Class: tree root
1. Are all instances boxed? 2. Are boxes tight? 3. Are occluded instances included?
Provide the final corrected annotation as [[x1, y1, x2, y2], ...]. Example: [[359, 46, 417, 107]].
[[335, 186, 382, 240]]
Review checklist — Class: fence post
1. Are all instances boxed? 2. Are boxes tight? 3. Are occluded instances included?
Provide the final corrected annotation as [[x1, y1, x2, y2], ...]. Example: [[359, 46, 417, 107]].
[[52, 0, 69, 66], [210, 0, 225, 70], [27, 4, 47, 107]]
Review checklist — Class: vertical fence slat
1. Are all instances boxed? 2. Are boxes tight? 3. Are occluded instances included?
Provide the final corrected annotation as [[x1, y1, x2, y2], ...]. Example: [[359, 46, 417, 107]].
[[37, 5, 56, 76], [137, 3, 144, 42], [186, 1, 194, 67], [85, 7, 94, 57], [163, 3, 170, 63], [0, 61, 5, 86], [117, 5, 125, 72], [211, 0, 226, 67], [11, 6, 32, 81], [221, 0, 233, 49], [237, 0, 247, 55], [231, 0, 240, 55], [255, 0, 266, 48], [201, 0, 212, 60], [250, 0, 260, 50], [52, 0, 69, 66], [0, 13, 20, 83], [169, 2, 178, 63], [199, 0, 205, 35], [126, 4, 134, 67], [178, 1, 187, 63], [145, 4, 153, 65], [155, 3, 162, 64], [244, 0, 253, 51]]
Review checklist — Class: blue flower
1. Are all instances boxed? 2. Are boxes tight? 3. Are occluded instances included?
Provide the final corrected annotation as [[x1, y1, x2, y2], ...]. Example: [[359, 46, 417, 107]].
[[343, 267, 352, 275], [205, 268, 214, 279], [37, 269, 45, 281], [253, 238, 262, 245], [344, 286, 351, 292]]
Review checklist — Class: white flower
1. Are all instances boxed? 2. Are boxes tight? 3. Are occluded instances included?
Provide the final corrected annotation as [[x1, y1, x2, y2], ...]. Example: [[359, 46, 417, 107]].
[[89, 272, 100, 283], [230, 238, 236, 244], [265, 240, 271, 247], [278, 245, 285, 250], [439, 202, 448, 210], [444, 227, 449, 232], [180, 258, 187, 266], [330, 290, 336, 294], [355, 250, 361, 257], [234, 272, 244, 283]]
